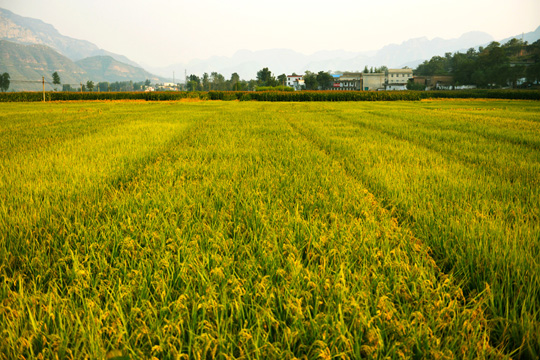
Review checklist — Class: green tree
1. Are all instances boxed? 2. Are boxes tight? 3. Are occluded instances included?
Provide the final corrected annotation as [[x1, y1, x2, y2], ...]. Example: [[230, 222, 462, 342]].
[[202, 73, 210, 91], [478, 42, 510, 87], [97, 82, 109, 92], [145, 79, 151, 87], [415, 56, 450, 76], [211, 72, 225, 90], [187, 74, 201, 91], [248, 79, 258, 91], [0, 72, 10, 92], [406, 79, 425, 90], [451, 50, 477, 85], [316, 71, 333, 90], [52, 72, 61, 91], [363, 66, 369, 73], [277, 74, 287, 87], [303, 71, 318, 90], [86, 80, 95, 91], [256, 67, 277, 87], [230, 72, 241, 91], [525, 40, 540, 84]]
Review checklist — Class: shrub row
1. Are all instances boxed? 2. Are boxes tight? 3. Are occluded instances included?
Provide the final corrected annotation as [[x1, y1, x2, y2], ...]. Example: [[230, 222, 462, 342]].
[[241, 91, 423, 101], [255, 86, 294, 92], [0, 91, 208, 102], [1, 89, 539, 102], [420, 89, 540, 100]]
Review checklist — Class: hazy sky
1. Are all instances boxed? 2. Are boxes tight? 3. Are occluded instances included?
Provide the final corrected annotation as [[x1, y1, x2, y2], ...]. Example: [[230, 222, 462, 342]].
[[1, 0, 539, 67]]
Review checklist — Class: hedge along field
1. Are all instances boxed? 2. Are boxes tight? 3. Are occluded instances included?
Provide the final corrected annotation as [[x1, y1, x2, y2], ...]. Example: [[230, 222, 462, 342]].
[[1, 89, 540, 102], [0, 100, 537, 359]]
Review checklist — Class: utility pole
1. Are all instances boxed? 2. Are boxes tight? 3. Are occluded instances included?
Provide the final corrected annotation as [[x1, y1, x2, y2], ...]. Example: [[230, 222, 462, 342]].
[[42, 76, 45, 102]]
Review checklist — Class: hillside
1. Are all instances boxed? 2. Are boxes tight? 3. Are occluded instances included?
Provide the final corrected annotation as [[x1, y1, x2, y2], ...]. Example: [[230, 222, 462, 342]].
[[0, 40, 163, 91], [0, 40, 85, 91], [0, 7, 139, 67], [76, 56, 162, 83]]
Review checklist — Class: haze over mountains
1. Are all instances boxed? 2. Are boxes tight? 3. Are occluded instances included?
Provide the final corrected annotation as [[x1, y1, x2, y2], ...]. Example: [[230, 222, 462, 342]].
[[150, 27, 540, 80], [149, 32, 498, 80], [0, 8, 139, 67], [0, 8, 163, 90], [1, 6, 539, 90]]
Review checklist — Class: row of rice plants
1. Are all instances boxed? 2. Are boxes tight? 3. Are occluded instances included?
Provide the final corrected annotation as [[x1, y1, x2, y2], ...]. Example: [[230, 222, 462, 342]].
[[284, 100, 540, 358], [1, 101, 501, 358]]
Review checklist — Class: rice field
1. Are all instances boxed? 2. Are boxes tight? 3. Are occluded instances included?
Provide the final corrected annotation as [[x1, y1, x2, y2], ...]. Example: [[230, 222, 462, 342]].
[[0, 100, 539, 359]]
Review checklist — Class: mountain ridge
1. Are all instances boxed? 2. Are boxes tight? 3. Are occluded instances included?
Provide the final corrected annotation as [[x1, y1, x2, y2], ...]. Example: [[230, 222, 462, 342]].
[[2, 7, 539, 84], [149, 28, 540, 80], [0, 40, 163, 91], [148, 30, 499, 79], [0, 8, 140, 67]]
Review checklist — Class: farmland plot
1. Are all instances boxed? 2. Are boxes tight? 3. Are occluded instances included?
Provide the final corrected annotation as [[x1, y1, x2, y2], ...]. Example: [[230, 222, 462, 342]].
[[0, 100, 538, 359]]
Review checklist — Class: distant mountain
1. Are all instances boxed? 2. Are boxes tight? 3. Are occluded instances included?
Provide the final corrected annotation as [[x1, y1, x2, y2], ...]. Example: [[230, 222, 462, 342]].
[[500, 25, 540, 46], [0, 7, 139, 67], [367, 31, 495, 69], [149, 31, 495, 79], [0, 40, 163, 91], [152, 28, 540, 80], [148, 48, 371, 81], [0, 40, 84, 91], [76, 56, 162, 83], [2, 6, 539, 83]]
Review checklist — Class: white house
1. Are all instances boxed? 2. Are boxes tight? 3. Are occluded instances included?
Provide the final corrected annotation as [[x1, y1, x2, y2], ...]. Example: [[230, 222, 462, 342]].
[[286, 75, 304, 90]]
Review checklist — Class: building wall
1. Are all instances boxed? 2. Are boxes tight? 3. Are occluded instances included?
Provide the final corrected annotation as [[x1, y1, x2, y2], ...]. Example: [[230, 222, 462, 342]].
[[362, 73, 385, 90], [387, 69, 413, 85], [412, 75, 454, 89], [386, 84, 407, 91], [331, 73, 362, 91]]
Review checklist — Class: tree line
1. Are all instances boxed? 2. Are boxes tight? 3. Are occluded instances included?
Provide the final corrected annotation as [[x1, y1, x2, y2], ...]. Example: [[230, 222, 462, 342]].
[[414, 38, 540, 88], [186, 69, 294, 91], [186, 68, 358, 91], [3, 38, 539, 92]]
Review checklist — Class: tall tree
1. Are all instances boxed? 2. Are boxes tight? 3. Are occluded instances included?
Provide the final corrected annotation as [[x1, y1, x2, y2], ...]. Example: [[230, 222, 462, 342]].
[[303, 71, 318, 90], [478, 42, 510, 87], [525, 40, 540, 84], [187, 74, 201, 91], [52, 72, 61, 91], [211, 72, 225, 90], [0, 73, 10, 92], [86, 80, 95, 91], [202, 73, 210, 91], [256, 67, 277, 87], [230, 72, 240, 91], [97, 82, 109, 92], [277, 74, 287, 87], [316, 71, 333, 90]]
